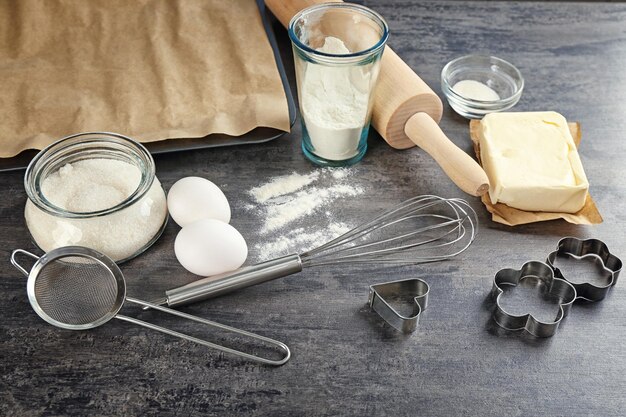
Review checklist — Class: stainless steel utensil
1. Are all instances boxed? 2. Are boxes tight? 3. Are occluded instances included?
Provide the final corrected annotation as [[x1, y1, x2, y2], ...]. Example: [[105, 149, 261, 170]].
[[546, 236, 622, 302], [368, 278, 430, 334], [10, 246, 290, 366], [150, 195, 477, 309], [491, 261, 576, 338]]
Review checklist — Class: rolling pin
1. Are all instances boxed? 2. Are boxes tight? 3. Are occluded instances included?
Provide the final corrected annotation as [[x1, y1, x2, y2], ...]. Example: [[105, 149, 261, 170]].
[[266, 0, 489, 196]]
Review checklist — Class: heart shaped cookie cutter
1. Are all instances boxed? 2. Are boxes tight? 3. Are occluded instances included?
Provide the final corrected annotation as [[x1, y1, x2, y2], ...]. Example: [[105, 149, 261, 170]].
[[368, 278, 429, 334], [491, 261, 577, 338], [546, 237, 622, 302]]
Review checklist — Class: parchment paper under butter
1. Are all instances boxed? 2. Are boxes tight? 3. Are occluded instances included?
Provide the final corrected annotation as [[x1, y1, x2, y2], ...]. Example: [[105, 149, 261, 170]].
[[469, 120, 603, 226], [0, 0, 290, 158]]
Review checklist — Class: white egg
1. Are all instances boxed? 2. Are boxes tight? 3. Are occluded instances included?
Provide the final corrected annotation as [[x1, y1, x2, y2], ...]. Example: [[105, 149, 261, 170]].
[[167, 177, 231, 227], [174, 218, 247, 276]]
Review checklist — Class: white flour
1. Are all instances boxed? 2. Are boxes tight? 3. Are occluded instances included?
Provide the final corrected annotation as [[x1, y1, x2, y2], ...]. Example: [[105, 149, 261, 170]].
[[245, 168, 363, 261], [300, 37, 371, 161], [452, 80, 500, 101], [253, 222, 352, 261], [262, 184, 362, 233], [250, 171, 320, 203]]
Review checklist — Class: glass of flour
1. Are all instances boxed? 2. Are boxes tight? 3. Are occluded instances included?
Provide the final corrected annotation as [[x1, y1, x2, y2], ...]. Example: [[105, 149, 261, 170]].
[[289, 3, 388, 166], [24, 132, 168, 262]]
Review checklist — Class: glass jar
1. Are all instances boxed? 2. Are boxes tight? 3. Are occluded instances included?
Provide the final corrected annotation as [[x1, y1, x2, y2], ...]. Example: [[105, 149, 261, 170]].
[[289, 3, 388, 166], [24, 132, 168, 263]]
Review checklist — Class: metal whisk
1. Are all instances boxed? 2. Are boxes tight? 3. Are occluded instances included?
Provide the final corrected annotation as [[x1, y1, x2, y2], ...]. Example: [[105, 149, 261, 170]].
[[149, 195, 477, 309], [10, 246, 290, 365]]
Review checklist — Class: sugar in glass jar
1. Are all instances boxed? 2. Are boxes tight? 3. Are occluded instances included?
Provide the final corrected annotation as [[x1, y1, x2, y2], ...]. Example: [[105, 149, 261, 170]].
[[24, 132, 168, 262]]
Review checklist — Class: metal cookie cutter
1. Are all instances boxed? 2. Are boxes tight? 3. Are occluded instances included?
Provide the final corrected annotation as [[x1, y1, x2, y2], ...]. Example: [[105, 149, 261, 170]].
[[546, 237, 622, 302], [491, 261, 576, 338], [368, 278, 429, 334]]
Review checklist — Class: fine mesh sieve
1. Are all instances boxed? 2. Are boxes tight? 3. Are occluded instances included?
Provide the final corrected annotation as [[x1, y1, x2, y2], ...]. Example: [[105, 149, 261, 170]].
[[11, 246, 290, 365]]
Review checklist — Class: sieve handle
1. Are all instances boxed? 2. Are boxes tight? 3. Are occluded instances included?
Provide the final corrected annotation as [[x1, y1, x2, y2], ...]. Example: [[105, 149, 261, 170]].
[[118, 297, 291, 366], [11, 249, 40, 277]]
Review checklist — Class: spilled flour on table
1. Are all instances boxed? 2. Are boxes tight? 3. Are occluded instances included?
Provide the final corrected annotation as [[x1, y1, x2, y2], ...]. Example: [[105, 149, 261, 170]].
[[243, 168, 364, 261], [255, 222, 352, 261], [250, 171, 320, 203], [261, 183, 362, 233]]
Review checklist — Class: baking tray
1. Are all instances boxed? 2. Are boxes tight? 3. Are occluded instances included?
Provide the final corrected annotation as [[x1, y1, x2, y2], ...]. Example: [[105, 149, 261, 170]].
[[0, 0, 296, 172]]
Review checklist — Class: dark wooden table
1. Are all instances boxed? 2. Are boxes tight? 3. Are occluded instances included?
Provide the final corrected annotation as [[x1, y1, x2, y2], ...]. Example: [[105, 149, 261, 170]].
[[2, 1, 625, 416]]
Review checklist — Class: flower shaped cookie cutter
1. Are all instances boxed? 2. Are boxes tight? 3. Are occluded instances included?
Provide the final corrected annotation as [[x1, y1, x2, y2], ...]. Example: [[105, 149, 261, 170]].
[[491, 261, 576, 338], [546, 237, 622, 302]]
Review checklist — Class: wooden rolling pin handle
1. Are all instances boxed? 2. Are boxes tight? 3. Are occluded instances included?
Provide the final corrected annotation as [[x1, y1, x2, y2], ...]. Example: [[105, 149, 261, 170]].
[[404, 113, 489, 197]]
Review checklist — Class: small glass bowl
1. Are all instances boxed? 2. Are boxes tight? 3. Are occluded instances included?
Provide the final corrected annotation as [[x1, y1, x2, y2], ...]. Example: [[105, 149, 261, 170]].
[[441, 55, 524, 119]]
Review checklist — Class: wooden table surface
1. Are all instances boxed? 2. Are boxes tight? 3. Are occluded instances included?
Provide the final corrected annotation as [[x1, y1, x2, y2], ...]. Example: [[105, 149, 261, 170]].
[[1, 1, 625, 416]]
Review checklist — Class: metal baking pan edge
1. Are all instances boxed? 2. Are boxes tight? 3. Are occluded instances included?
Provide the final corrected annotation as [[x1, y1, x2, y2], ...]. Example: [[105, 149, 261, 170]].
[[0, 0, 296, 172]]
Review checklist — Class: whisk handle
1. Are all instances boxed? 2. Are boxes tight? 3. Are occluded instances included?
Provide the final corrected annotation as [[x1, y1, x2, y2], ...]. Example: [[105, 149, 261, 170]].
[[164, 254, 303, 307]]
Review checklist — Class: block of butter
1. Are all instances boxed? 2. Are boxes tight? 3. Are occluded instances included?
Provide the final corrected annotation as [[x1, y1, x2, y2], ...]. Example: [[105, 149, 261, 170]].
[[478, 111, 589, 213]]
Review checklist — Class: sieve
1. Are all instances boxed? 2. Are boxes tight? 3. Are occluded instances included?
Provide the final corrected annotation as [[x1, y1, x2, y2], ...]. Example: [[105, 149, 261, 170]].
[[10, 246, 290, 366]]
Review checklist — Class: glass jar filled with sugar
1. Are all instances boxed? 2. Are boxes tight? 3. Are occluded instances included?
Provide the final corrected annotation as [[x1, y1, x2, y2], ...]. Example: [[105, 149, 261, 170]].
[[24, 132, 168, 262]]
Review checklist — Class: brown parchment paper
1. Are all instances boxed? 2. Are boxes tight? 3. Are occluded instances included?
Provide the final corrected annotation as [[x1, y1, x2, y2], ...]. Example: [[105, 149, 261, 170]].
[[469, 120, 603, 226], [0, 0, 290, 158]]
